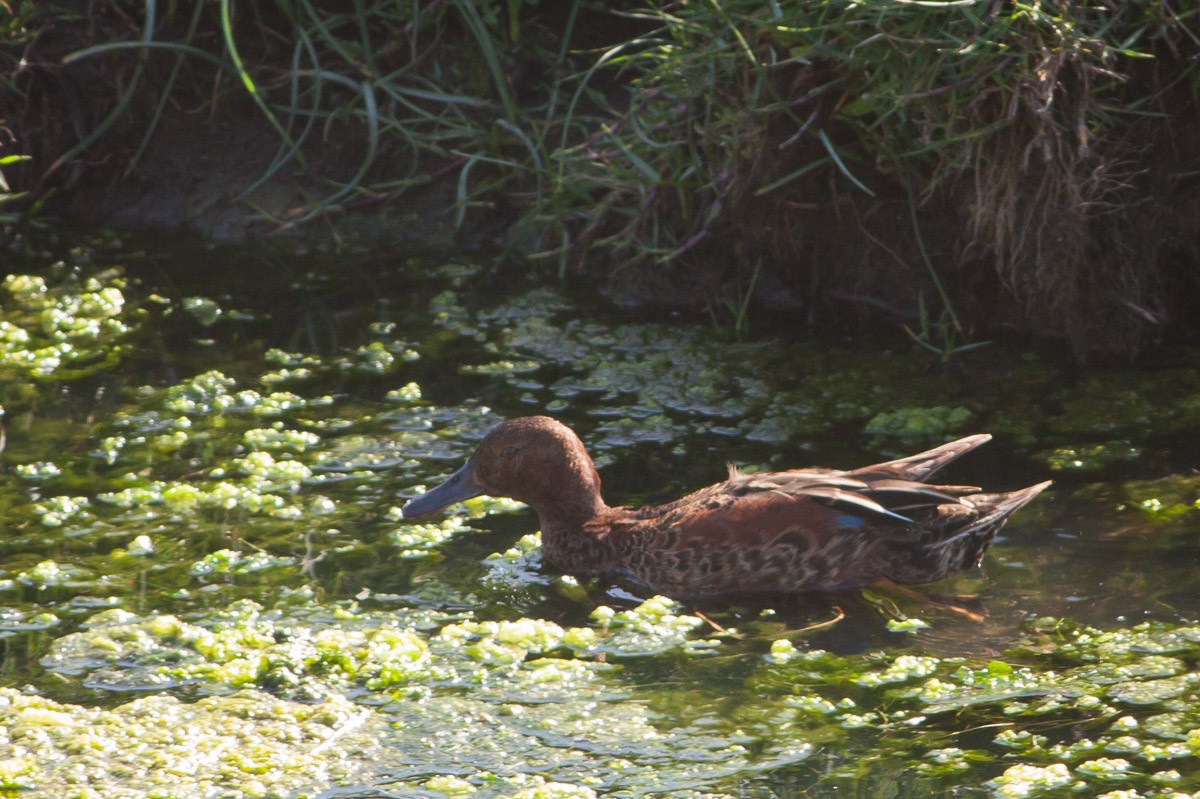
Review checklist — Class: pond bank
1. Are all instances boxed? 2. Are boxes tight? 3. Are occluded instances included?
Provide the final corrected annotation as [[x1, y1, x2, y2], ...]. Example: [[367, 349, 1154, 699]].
[[3, 2, 1200, 359]]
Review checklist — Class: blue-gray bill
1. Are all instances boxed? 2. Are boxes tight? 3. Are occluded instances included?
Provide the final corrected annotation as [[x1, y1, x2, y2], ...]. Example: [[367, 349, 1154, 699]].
[[401, 460, 485, 518]]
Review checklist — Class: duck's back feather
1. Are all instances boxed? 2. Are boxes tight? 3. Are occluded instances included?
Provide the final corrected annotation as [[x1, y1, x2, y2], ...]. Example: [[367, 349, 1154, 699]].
[[570, 439, 1049, 596]]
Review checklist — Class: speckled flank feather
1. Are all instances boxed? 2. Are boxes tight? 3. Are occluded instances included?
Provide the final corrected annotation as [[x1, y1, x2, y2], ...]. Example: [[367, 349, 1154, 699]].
[[402, 417, 1051, 598]]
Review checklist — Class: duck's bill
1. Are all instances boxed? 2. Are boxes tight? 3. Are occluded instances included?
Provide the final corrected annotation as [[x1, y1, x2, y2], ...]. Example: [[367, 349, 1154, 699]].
[[401, 460, 486, 518]]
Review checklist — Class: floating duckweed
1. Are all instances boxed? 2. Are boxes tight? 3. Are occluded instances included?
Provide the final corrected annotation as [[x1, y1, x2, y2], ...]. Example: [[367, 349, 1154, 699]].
[[19, 560, 66, 587], [886, 617, 930, 633], [264, 349, 323, 367], [1021, 619, 1200, 665], [0, 610, 60, 631], [4, 273, 47, 298], [588, 596, 708, 657], [436, 618, 567, 665], [0, 317, 30, 341], [251, 390, 325, 415], [231, 450, 313, 483], [1047, 738, 1104, 761], [460, 495, 527, 516], [1140, 742, 1193, 761], [391, 516, 473, 558], [309, 495, 337, 515], [0, 271, 133, 381], [864, 406, 973, 438], [99, 473, 315, 519], [29, 587, 1200, 799], [426, 774, 478, 794], [31, 495, 90, 527], [150, 428, 190, 452], [1104, 736, 1143, 755], [13, 262, 1200, 799], [0, 686, 387, 798], [387, 382, 422, 402], [162, 371, 332, 418], [461, 359, 542, 376], [181, 296, 222, 325], [507, 778, 598, 799], [994, 729, 1048, 751], [0, 755, 38, 790], [784, 694, 839, 716], [260, 366, 315, 384], [562, 626, 598, 651], [1109, 675, 1199, 706], [353, 341, 397, 373], [1076, 757, 1133, 779], [163, 370, 238, 414], [838, 711, 883, 729], [590, 606, 616, 625], [916, 746, 975, 776], [591, 415, 684, 449], [856, 655, 940, 687], [483, 533, 548, 588], [13, 461, 61, 480], [987, 762, 1074, 798], [1142, 712, 1189, 739], [243, 426, 322, 451], [125, 535, 155, 556], [191, 549, 295, 576], [768, 639, 798, 663]]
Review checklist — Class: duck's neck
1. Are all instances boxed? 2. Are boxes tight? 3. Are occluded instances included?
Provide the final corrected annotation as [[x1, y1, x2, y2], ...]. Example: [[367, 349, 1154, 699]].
[[524, 446, 607, 524], [530, 476, 613, 575], [535, 491, 607, 529]]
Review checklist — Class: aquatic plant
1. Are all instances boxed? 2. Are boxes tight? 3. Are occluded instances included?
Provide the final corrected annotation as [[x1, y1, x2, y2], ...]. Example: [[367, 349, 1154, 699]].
[[2, 253, 1200, 798], [19, 600, 1200, 798], [0, 270, 136, 385]]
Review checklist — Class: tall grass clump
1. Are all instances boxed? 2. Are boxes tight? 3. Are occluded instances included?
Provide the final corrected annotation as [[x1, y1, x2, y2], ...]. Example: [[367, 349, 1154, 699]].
[[5, 1, 1200, 357], [1, 2, 64, 233], [542, 1, 1200, 357], [8, 1, 583, 232]]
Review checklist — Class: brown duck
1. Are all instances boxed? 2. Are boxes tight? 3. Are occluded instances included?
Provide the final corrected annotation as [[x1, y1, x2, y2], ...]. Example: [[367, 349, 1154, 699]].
[[402, 416, 1050, 598]]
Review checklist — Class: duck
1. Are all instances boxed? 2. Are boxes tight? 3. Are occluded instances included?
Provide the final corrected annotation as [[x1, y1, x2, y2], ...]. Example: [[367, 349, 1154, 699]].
[[401, 416, 1051, 598]]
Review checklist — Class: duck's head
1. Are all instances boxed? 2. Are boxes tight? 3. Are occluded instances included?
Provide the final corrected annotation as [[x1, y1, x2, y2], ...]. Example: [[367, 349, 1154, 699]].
[[401, 416, 605, 519]]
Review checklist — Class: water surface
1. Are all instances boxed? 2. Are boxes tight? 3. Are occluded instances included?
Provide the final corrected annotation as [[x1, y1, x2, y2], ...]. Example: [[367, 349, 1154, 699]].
[[1, 233, 1199, 798]]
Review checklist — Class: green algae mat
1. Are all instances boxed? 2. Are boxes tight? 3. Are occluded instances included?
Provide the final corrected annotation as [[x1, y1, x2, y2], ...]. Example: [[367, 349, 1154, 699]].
[[2, 239, 1200, 798]]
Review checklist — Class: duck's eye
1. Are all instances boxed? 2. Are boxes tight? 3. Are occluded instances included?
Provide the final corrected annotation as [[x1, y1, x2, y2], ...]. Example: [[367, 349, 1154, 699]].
[[502, 446, 518, 459]]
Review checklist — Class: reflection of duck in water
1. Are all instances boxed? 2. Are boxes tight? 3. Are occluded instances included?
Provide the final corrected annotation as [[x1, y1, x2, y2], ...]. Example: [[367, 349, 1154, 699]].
[[403, 416, 1050, 599]]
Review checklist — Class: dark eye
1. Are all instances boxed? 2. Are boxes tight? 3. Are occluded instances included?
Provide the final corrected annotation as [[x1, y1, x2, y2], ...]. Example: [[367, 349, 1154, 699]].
[[502, 446, 518, 458]]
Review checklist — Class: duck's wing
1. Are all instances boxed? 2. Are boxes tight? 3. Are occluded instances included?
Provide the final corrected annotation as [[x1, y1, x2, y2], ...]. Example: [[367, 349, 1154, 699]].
[[847, 434, 993, 482], [731, 471, 976, 524]]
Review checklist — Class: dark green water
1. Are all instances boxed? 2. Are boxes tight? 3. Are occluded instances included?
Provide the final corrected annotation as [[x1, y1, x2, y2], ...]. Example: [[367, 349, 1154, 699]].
[[2, 232, 1200, 798]]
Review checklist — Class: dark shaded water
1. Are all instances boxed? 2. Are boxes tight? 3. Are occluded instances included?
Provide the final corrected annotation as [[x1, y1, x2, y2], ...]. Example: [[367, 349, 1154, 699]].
[[2, 232, 1200, 798]]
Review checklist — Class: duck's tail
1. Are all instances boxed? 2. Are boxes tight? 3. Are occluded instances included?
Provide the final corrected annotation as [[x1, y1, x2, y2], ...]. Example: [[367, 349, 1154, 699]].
[[852, 434, 994, 483], [885, 479, 1052, 585], [978, 480, 1054, 520], [934, 479, 1054, 550]]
